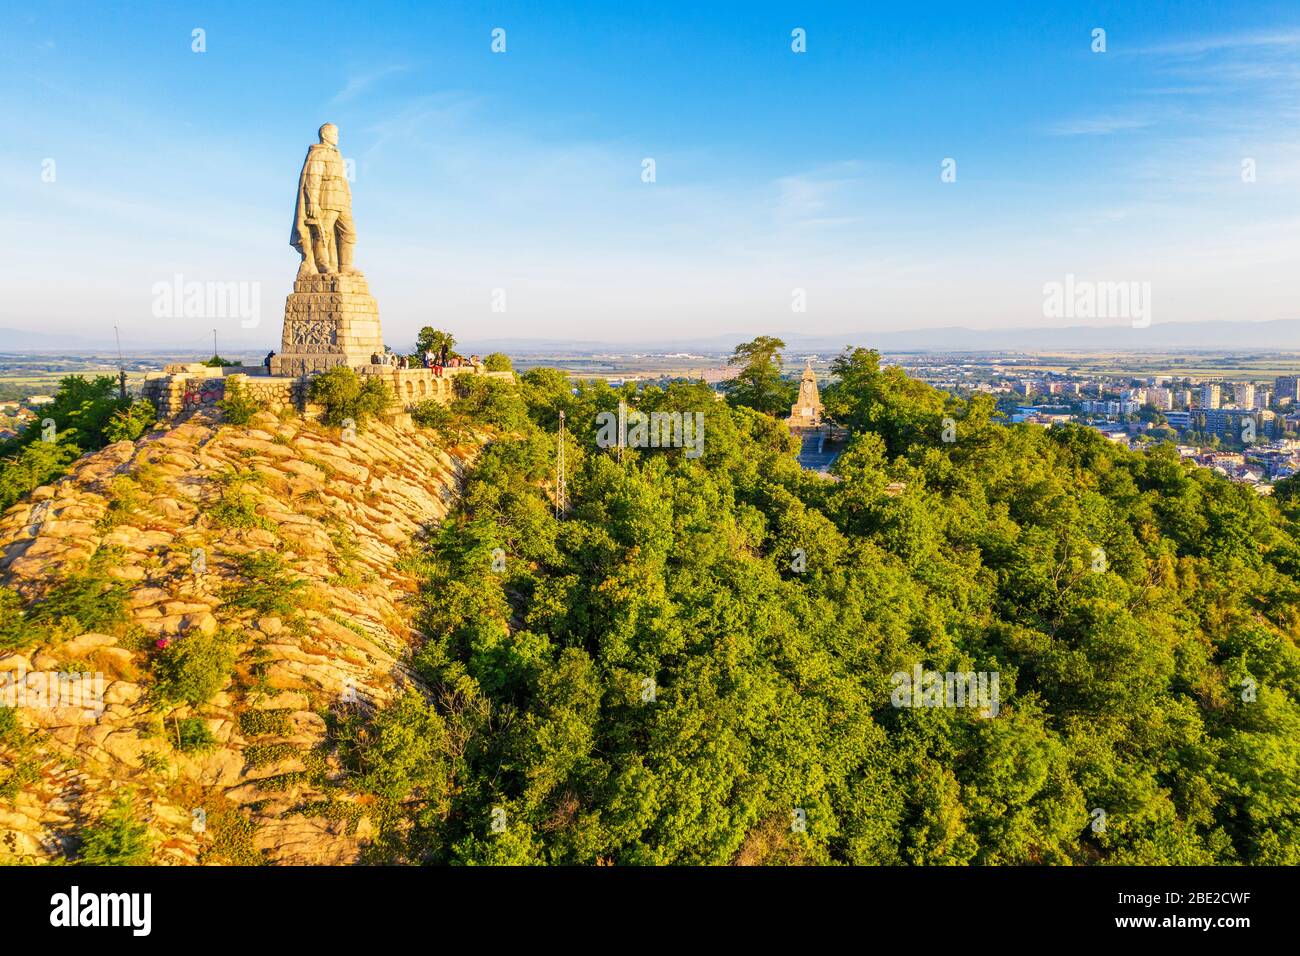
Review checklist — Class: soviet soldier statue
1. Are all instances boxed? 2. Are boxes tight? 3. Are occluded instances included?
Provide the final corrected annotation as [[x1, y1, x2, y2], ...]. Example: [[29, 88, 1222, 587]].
[[291, 123, 358, 276]]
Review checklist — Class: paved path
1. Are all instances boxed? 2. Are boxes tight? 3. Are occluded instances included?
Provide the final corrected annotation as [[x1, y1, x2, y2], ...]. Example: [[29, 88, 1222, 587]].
[[795, 429, 841, 474]]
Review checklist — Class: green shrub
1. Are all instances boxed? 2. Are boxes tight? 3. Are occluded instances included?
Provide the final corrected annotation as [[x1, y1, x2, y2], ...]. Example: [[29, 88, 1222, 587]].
[[78, 790, 152, 865], [176, 717, 216, 753], [482, 352, 513, 372], [10, 375, 126, 452], [208, 486, 275, 532], [307, 366, 392, 429], [150, 629, 238, 708], [451, 376, 529, 431], [220, 551, 310, 617], [336, 688, 449, 803], [408, 400, 471, 444], [216, 465, 264, 487], [0, 440, 79, 513], [0, 586, 40, 651], [27, 549, 130, 638], [104, 400, 156, 443], [116, 625, 153, 654], [408, 399, 452, 432], [139, 751, 169, 774], [217, 380, 261, 426]]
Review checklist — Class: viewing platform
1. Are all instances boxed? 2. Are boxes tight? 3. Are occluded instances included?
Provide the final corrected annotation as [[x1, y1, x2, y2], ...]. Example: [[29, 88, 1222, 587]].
[[141, 361, 512, 422]]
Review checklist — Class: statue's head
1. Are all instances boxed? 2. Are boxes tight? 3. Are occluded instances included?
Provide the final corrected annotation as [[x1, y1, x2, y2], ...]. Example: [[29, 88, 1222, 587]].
[[319, 123, 339, 146]]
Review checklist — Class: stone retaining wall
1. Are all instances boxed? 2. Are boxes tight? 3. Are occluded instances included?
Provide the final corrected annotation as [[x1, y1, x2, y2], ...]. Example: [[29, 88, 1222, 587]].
[[142, 362, 514, 423]]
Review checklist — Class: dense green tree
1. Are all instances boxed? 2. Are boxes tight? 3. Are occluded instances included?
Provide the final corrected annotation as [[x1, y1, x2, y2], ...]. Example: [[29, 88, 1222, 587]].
[[724, 336, 797, 416], [413, 327, 458, 361], [0, 374, 154, 510], [362, 343, 1300, 865]]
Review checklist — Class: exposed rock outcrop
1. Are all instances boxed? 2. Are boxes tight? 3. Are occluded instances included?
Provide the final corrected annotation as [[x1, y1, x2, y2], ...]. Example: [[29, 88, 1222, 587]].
[[0, 410, 482, 864]]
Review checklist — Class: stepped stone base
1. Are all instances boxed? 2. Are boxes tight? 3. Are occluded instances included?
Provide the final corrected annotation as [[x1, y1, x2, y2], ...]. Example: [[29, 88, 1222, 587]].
[[271, 272, 383, 376]]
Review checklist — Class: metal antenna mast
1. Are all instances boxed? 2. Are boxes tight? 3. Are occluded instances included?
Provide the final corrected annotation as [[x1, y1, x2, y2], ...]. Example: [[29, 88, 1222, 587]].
[[114, 325, 127, 400], [555, 410, 568, 518], [617, 399, 625, 465]]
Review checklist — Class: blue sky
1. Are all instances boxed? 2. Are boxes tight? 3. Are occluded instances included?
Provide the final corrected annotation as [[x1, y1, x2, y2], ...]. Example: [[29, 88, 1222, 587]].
[[3, 0, 1300, 349]]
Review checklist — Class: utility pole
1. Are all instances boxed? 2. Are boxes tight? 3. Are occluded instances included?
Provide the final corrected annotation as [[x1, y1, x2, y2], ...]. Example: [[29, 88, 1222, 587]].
[[555, 410, 567, 518], [114, 325, 127, 401]]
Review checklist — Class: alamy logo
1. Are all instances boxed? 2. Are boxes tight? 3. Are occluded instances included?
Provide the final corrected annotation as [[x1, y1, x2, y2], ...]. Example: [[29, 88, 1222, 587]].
[[0, 668, 105, 718], [50, 886, 152, 936], [1042, 273, 1151, 329], [890, 665, 999, 717], [151, 273, 262, 329], [595, 401, 705, 459]]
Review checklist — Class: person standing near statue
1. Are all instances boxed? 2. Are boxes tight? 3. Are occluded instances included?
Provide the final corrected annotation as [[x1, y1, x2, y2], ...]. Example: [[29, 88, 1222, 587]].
[[291, 123, 358, 277]]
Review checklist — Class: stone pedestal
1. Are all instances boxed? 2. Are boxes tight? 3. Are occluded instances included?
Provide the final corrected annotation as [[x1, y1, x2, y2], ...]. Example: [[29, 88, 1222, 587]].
[[271, 273, 383, 376], [787, 361, 824, 429]]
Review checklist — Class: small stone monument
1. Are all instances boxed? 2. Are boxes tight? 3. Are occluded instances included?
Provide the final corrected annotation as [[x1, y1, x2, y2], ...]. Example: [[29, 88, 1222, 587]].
[[271, 123, 385, 376], [788, 360, 824, 428]]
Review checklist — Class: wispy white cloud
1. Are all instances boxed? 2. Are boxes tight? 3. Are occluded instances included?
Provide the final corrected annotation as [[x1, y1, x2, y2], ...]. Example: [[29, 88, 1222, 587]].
[[1047, 115, 1154, 136], [1130, 29, 1300, 57], [773, 162, 865, 227], [331, 64, 411, 105]]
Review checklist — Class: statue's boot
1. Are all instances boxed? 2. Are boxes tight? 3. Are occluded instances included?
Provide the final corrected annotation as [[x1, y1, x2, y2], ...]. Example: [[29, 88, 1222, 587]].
[[296, 256, 317, 279], [338, 242, 360, 276], [313, 236, 334, 274]]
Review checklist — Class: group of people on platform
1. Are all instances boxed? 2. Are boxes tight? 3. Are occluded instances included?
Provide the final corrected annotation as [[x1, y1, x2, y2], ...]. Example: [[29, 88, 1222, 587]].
[[368, 349, 481, 377], [256, 348, 482, 377], [370, 351, 410, 369]]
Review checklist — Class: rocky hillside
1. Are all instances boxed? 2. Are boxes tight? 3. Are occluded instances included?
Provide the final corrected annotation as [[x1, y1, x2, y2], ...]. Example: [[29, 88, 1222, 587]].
[[0, 409, 484, 864]]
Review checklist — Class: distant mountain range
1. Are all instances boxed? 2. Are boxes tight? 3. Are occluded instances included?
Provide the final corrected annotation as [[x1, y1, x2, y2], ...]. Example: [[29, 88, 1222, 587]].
[[459, 319, 1300, 355], [3, 318, 1298, 356]]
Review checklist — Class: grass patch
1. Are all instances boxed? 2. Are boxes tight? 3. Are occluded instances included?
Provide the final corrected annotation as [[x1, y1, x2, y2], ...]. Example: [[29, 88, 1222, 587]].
[[208, 486, 275, 532], [298, 799, 364, 834], [95, 475, 143, 533], [0, 586, 40, 651], [258, 771, 306, 792], [139, 751, 170, 774], [24, 548, 131, 639], [239, 709, 293, 737], [244, 742, 298, 769], [219, 551, 311, 618], [196, 808, 265, 865], [330, 614, 369, 639], [0, 707, 41, 802]]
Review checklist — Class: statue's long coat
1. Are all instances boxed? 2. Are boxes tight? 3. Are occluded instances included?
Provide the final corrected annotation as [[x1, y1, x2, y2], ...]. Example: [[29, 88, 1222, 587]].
[[290, 143, 349, 253]]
